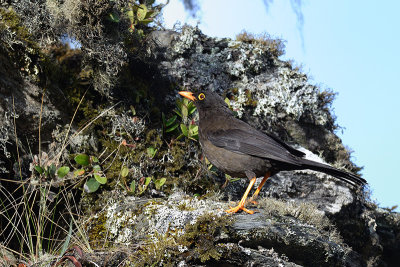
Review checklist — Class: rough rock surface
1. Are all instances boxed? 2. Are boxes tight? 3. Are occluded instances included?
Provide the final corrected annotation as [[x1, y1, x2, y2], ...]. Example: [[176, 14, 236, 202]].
[[0, 41, 62, 174]]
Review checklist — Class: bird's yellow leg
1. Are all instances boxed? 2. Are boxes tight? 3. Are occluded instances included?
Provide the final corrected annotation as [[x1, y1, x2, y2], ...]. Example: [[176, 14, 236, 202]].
[[249, 172, 270, 204], [226, 177, 257, 214]]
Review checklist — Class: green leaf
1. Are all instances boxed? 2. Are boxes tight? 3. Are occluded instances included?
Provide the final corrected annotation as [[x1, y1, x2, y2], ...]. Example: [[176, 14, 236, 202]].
[[136, 4, 148, 21], [74, 169, 85, 177], [121, 167, 130, 178], [189, 125, 198, 135], [145, 176, 152, 186], [174, 108, 182, 118], [74, 154, 90, 166], [85, 177, 100, 193], [147, 146, 157, 158], [126, 8, 134, 24], [57, 166, 70, 178], [188, 102, 196, 115], [181, 100, 188, 119], [224, 97, 231, 107], [230, 178, 241, 183], [91, 156, 99, 163], [180, 124, 188, 136], [161, 112, 166, 124], [34, 165, 44, 175], [93, 165, 101, 172], [130, 180, 136, 193], [155, 178, 166, 190], [166, 115, 177, 127], [94, 173, 107, 184], [166, 123, 179, 133], [189, 124, 199, 140]]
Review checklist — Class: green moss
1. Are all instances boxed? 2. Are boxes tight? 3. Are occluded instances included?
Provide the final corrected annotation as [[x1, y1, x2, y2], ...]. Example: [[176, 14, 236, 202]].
[[86, 212, 110, 249], [182, 213, 231, 262], [133, 213, 232, 266], [165, 142, 187, 173]]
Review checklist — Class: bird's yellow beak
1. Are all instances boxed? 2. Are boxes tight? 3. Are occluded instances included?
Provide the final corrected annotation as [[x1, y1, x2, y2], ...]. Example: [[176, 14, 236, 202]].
[[179, 91, 196, 101]]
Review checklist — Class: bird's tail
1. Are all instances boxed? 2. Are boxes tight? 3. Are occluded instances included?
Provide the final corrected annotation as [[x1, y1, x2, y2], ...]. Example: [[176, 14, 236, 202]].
[[299, 158, 366, 187]]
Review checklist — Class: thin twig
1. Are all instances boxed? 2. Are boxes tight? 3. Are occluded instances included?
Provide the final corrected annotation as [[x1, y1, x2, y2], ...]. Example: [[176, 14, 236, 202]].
[[12, 95, 22, 178]]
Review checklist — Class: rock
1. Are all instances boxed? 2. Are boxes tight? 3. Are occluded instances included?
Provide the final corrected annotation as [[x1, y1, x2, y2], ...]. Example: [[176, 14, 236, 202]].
[[84, 191, 366, 266], [0, 41, 62, 173]]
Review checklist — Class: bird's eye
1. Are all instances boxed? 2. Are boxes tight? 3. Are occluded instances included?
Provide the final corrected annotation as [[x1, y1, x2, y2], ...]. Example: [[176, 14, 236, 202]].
[[198, 93, 205, 100]]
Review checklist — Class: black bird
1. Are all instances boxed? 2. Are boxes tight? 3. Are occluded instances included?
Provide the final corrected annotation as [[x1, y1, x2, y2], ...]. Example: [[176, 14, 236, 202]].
[[179, 90, 366, 214]]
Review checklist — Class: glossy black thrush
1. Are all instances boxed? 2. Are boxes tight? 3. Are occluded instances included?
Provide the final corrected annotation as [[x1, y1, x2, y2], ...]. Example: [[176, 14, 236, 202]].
[[179, 90, 366, 214]]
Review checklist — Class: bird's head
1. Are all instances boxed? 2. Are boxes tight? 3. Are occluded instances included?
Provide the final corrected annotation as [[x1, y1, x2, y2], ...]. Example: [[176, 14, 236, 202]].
[[178, 90, 230, 113]]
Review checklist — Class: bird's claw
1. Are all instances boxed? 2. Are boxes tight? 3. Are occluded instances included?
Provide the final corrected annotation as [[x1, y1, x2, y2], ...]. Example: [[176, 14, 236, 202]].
[[225, 205, 254, 214]]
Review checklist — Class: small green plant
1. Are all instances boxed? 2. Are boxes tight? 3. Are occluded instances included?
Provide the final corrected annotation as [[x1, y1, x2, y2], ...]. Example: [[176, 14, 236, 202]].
[[178, 123, 198, 141], [174, 97, 197, 122], [162, 96, 198, 141], [34, 161, 70, 180], [120, 165, 166, 195], [73, 154, 107, 193], [154, 177, 166, 190], [120, 166, 136, 194], [108, 0, 159, 35], [137, 176, 152, 195], [162, 113, 179, 133]]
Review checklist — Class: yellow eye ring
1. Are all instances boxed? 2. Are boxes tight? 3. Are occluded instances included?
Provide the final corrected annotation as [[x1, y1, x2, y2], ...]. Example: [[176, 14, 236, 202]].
[[198, 93, 205, 100]]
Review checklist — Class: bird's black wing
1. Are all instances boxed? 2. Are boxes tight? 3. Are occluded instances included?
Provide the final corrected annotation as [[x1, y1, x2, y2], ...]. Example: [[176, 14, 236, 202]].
[[206, 128, 302, 166]]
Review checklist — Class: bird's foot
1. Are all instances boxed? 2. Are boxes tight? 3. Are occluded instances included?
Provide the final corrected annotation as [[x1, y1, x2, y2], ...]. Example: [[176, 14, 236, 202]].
[[225, 204, 254, 214]]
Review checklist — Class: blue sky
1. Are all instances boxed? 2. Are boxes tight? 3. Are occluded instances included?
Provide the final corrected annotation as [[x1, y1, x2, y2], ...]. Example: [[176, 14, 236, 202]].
[[161, 0, 400, 208]]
